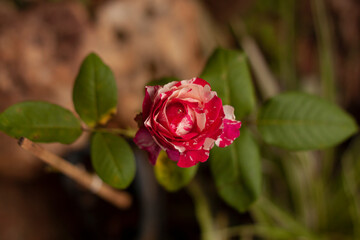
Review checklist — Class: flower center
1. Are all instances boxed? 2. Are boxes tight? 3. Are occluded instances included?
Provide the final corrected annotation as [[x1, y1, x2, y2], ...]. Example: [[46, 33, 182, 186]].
[[166, 102, 186, 121], [166, 102, 194, 135]]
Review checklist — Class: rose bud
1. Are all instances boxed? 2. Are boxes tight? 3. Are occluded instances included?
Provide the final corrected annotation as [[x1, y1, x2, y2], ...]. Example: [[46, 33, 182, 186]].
[[134, 77, 241, 168]]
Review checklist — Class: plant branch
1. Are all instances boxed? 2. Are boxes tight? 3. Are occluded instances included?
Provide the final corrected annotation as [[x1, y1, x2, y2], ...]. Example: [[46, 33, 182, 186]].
[[82, 127, 137, 138], [18, 137, 132, 209]]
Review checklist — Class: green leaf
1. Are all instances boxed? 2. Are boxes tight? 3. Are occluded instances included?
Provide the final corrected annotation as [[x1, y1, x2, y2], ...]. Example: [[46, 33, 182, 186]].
[[91, 132, 135, 189], [257, 92, 358, 150], [211, 128, 262, 212], [0, 101, 82, 144], [154, 151, 198, 192], [200, 48, 256, 119], [147, 77, 179, 86], [73, 53, 118, 127]]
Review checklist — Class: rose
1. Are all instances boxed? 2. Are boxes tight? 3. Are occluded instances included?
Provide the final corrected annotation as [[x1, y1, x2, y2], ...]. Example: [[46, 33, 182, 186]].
[[134, 77, 241, 168]]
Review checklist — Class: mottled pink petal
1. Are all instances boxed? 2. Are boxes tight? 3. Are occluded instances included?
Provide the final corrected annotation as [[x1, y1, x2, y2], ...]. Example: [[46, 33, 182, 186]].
[[191, 77, 210, 87], [166, 149, 180, 161], [143, 86, 160, 119], [194, 111, 206, 131], [223, 105, 236, 120], [166, 102, 186, 125], [204, 96, 223, 127], [180, 133, 207, 151], [177, 99, 199, 109], [136, 77, 243, 168], [179, 131, 198, 140], [134, 127, 161, 165], [177, 150, 210, 168], [215, 119, 242, 148], [203, 137, 216, 151], [203, 96, 225, 140]]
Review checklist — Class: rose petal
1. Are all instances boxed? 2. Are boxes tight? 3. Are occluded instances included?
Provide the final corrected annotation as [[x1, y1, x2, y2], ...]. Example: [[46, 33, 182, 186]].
[[202, 96, 224, 140], [163, 80, 180, 90], [136, 78, 242, 168], [204, 96, 223, 127], [191, 77, 210, 87], [194, 111, 206, 131], [215, 119, 242, 148], [203, 137, 216, 151], [166, 149, 180, 161], [175, 80, 215, 104], [178, 133, 207, 151], [177, 149, 210, 168], [143, 86, 160, 119], [134, 127, 161, 165], [166, 102, 186, 120], [223, 105, 236, 120]]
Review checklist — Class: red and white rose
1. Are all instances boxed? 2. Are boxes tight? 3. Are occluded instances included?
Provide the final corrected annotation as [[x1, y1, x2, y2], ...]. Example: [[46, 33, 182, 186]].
[[134, 77, 241, 168]]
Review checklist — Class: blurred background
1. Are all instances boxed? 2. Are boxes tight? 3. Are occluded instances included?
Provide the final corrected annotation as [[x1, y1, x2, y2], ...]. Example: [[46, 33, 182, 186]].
[[0, 0, 359, 239]]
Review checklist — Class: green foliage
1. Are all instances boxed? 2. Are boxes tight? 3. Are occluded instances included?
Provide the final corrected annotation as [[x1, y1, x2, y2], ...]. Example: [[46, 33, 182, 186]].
[[200, 47, 260, 212], [211, 128, 261, 212], [1, 45, 358, 236], [73, 53, 118, 127], [72, 53, 135, 188], [0, 101, 82, 144], [200, 48, 256, 119], [154, 151, 198, 192], [258, 92, 358, 150], [91, 132, 135, 189]]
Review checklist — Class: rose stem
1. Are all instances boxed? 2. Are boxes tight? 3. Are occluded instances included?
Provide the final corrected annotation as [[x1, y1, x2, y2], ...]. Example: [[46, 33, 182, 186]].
[[18, 137, 132, 209], [187, 181, 217, 240], [82, 127, 137, 138]]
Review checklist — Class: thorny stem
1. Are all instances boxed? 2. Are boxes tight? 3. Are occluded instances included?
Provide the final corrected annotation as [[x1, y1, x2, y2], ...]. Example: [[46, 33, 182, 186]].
[[18, 137, 132, 209]]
